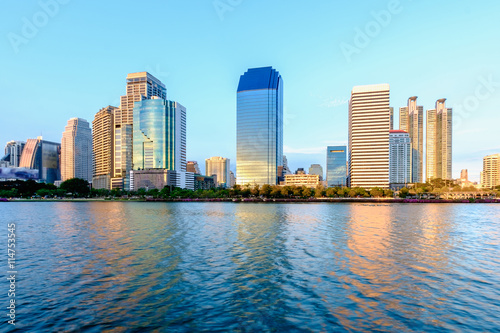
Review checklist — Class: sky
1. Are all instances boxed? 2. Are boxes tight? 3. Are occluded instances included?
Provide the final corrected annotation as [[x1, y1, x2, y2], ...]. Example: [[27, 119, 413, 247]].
[[1, 0, 499, 182]]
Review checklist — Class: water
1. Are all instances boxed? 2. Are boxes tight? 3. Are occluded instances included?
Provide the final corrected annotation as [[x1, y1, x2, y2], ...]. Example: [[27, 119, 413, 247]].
[[1, 202, 499, 332]]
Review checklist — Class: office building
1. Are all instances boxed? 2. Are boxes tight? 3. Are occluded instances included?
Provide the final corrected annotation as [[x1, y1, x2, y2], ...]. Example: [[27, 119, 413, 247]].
[[481, 154, 500, 188], [285, 174, 320, 188], [229, 171, 236, 187], [348, 84, 390, 189], [61, 118, 92, 182], [1, 141, 25, 167], [92, 106, 116, 189], [133, 97, 186, 172], [389, 130, 411, 186], [114, 72, 167, 189], [194, 174, 217, 190], [206, 156, 230, 187], [19, 137, 60, 183], [295, 168, 306, 175], [187, 161, 201, 174], [236, 66, 283, 186], [399, 96, 423, 183], [309, 164, 323, 180], [426, 99, 452, 180], [326, 146, 347, 187], [130, 169, 194, 191]]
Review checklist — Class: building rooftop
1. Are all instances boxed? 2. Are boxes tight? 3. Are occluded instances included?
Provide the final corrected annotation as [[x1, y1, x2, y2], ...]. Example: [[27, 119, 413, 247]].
[[237, 67, 281, 92]]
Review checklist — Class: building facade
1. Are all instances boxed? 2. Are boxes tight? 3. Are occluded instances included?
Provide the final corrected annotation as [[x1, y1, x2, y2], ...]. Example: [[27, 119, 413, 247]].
[[481, 154, 500, 188], [133, 98, 186, 172], [326, 146, 347, 187], [348, 84, 390, 189], [236, 67, 283, 186], [114, 72, 167, 189], [206, 156, 230, 187], [19, 137, 60, 183], [389, 130, 411, 186], [308, 164, 323, 180], [187, 161, 201, 174], [61, 118, 92, 182], [426, 98, 452, 180], [285, 174, 320, 188], [1, 141, 25, 167], [399, 96, 423, 183], [92, 106, 116, 189], [130, 169, 194, 191]]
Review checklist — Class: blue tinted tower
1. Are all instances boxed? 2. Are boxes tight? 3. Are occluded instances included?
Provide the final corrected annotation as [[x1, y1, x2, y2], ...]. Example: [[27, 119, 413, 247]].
[[236, 67, 283, 185], [326, 146, 347, 187]]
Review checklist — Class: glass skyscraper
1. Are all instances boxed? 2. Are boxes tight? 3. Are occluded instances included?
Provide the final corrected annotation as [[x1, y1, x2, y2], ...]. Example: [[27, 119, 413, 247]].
[[326, 146, 347, 187], [236, 67, 283, 186], [133, 97, 186, 172]]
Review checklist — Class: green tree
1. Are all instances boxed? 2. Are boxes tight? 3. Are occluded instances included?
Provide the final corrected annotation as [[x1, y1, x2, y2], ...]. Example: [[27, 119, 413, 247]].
[[270, 186, 282, 198], [315, 185, 325, 198], [348, 189, 357, 198], [383, 189, 394, 198], [259, 184, 272, 197], [370, 187, 383, 197], [302, 187, 312, 198], [325, 187, 336, 197], [280, 186, 292, 198], [251, 185, 260, 196], [60, 178, 90, 197], [399, 187, 409, 198], [292, 186, 303, 197]]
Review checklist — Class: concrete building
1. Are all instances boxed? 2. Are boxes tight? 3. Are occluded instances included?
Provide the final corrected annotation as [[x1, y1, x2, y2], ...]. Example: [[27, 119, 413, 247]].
[[187, 161, 201, 174], [130, 169, 194, 191], [389, 130, 411, 187], [92, 106, 116, 189], [19, 137, 60, 183], [309, 164, 323, 180], [61, 118, 92, 182], [399, 96, 423, 183], [206, 156, 230, 187], [229, 170, 236, 187], [481, 154, 500, 188], [1, 141, 25, 167], [326, 146, 347, 187], [348, 84, 390, 189], [114, 72, 167, 190], [236, 67, 283, 185], [285, 174, 320, 188], [426, 98, 452, 180], [194, 174, 217, 190]]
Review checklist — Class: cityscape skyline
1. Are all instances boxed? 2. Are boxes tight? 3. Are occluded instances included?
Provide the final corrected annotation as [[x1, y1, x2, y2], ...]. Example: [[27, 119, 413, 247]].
[[1, 1, 499, 181]]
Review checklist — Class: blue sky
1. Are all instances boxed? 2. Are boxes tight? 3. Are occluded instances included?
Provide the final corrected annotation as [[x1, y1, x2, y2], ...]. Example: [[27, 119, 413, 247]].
[[1, 0, 499, 181]]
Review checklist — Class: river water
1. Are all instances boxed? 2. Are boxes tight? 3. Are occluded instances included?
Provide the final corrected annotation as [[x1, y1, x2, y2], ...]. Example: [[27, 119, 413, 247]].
[[1, 202, 499, 332]]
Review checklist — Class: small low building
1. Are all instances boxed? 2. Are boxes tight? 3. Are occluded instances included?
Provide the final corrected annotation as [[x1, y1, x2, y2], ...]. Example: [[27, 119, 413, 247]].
[[130, 169, 194, 191], [285, 174, 320, 188]]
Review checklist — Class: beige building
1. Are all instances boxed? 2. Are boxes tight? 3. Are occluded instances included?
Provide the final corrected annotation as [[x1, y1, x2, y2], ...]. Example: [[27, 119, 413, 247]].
[[399, 96, 423, 183], [61, 118, 92, 182], [206, 156, 230, 187], [481, 154, 500, 188], [285, 174, 320, 188], [348, 84, 390, 189], [426, 98, 452, 180], [92, 106, 116, 189]]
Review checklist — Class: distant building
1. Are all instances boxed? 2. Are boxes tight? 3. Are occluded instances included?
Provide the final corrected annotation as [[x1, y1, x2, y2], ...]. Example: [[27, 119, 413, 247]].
[[206, 156, 230, 187], [295, 168, 306, 175], [308, 164, 323, 181], [481, 154, 500, 188], [285, 174, 320, 188], [400, 96, 424, 183], [389, 130, 411, 187], [130, 169, 194, 191], [92, 106, 117, 190], [236, 66, 283, 185], [194, 174, 217, 190], [1, 141, 25, 167], [187, 161, 201, 174], [426, 99, 452, 180], [19, 137, 60, 183], [229, 170, 236, 187], [282, 155, 292, 175], [348, 84, 390, 189], [460, 169, 468, 182], [61, 118, 92, 182], [326, 146, 347, 187]]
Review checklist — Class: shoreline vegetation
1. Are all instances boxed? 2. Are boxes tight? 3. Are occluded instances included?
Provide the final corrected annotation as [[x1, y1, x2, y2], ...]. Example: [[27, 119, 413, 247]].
[[1, 178, 499, 204]]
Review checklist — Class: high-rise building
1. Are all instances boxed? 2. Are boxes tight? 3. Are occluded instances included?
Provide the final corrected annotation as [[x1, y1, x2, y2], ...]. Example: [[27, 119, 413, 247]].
[[460, 169, 468, 182], [481, 154, 500, 188], [348, 84, 390, 189], [92, 106, 117, 189], [1, 141, 25, 167], [19, 137, 60, 183], [399, 96, 423, 183], [229, 171, 236, 187], [309, 164, 323, 180], [236, 67, 283, 186], [133, 97, 186, 172], [114, 72, 167, 189], [187, 161, 201, 174], [426, 99, 452, 180], [389, 130, 411, 185], [206, 156, 230, 187], [326, 146, 347, 187], [389, 107, 394, 130], [61, 118, 92, 182], [282, 155, 292, 175]]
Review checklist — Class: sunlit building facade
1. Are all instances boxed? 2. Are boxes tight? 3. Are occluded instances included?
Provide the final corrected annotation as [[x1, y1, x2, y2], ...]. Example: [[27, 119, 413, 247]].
[[326, 146, 347, 187], [187, 161, 201, 174], [309, 164, 323, 181], [285, 174, 320, 188], [348, 84, 390, 189], [389, 130, 411, 186], [426, 99, 452, 180], [133, 97, 186, 172], [481, 154, 500, 188], [61, 117, 92, 182], [399, 96, 423, 183], [206, 156, 230, 187], [92, 106, 117, 189], [19, 137, 60, 183], [236, 67, 283, 186]]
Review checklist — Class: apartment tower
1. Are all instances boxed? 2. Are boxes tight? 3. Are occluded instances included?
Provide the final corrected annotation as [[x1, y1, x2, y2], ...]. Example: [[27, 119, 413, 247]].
[[399, 96, 423, 183], [92, 106, 117, 189], [426, 98, 452, 180], [61, 118, 92, 182]]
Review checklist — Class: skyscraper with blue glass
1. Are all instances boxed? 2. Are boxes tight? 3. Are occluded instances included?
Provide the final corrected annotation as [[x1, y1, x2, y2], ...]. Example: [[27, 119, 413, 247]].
[[133, 97, 186, 172], [236, 67, 283, 186], [326, 146, 347, 187]]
